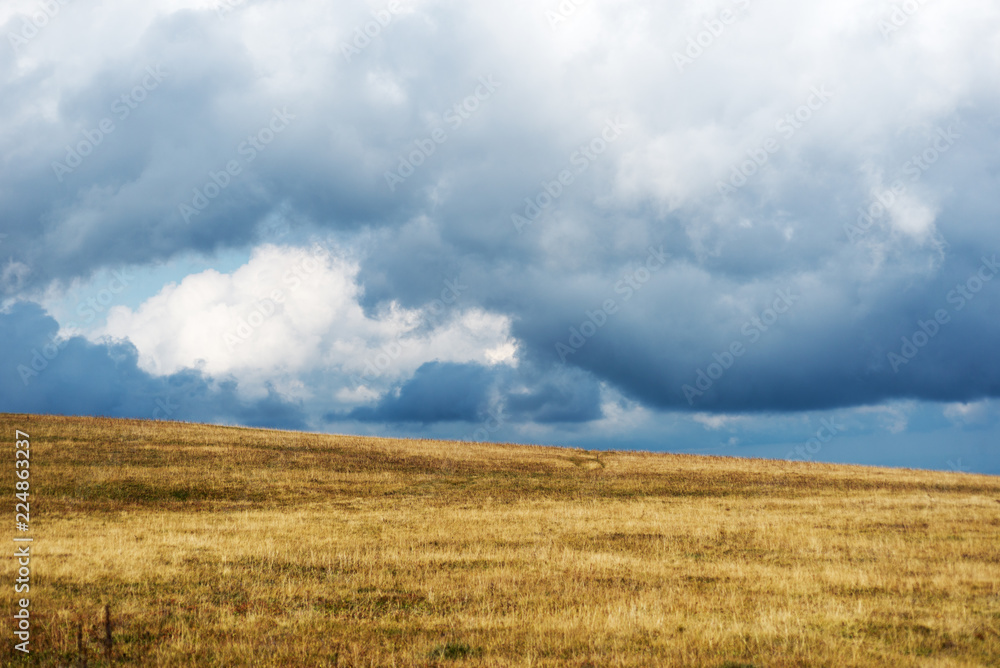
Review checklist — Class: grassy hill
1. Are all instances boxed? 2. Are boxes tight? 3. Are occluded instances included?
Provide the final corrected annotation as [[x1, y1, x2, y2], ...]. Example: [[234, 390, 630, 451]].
[[1, 413, 999, 667]]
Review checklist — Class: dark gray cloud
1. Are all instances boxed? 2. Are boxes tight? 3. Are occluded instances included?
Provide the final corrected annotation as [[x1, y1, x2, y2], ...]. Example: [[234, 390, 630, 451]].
[[340, 360, 604, 426], [0, 302, 307, 429], [504, 371, 603, 424], [345, 361, 494, 424], [1, 0, 999, 470]]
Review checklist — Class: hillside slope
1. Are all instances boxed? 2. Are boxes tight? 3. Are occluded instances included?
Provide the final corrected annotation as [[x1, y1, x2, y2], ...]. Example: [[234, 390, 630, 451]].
[[1, 413, 999, 667]]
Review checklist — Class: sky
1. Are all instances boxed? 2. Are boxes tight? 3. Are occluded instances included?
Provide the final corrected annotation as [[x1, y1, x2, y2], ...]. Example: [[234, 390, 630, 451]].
[[1, 0, 999, 473]]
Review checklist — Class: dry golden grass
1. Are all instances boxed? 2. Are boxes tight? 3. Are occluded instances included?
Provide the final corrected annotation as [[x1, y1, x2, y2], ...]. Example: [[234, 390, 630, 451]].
[[1, 413, 999, 667]]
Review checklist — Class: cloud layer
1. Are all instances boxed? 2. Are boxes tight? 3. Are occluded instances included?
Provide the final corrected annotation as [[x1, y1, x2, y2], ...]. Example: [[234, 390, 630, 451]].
[[2, 0, 999, 471]]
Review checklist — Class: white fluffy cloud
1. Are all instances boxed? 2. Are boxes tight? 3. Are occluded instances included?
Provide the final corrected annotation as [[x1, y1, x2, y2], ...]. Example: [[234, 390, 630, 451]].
[[100, 242, 516, 401], [943, 400, 997, 427], [2, 0, 999, 471]]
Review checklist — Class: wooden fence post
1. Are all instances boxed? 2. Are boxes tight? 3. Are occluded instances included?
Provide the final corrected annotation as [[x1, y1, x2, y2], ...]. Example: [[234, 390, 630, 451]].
[[77, 622, 87, 668], [104, 604, 113, 663]]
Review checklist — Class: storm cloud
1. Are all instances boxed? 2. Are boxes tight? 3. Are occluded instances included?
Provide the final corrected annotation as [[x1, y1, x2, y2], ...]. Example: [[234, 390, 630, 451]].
[[0, 302, 307, 428], [1, 0, 999, 471]]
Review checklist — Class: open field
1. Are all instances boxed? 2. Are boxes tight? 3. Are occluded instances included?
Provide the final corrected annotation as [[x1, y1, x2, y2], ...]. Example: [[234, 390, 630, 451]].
[[1, 413, 999, 667]]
